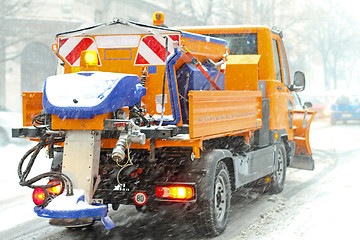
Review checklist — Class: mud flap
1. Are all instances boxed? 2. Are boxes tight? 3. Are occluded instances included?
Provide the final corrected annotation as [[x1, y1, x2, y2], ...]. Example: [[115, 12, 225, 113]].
[[290, 155, 314, 170]]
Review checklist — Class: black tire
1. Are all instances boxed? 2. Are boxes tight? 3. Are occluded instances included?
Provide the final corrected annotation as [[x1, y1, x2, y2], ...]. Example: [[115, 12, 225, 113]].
[[269, 142, 287, 194], [193, 161, 231, 236]]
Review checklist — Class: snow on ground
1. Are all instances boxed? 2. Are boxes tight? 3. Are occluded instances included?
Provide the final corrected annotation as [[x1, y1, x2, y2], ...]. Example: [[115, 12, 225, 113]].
[[231, 120, 360, 240], [0, 142, 52, 231], [233, 150, 360, 240]]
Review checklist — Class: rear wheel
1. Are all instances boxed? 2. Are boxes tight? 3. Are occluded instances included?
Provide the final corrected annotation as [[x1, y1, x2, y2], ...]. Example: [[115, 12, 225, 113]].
[[194, 161, 231, 236]]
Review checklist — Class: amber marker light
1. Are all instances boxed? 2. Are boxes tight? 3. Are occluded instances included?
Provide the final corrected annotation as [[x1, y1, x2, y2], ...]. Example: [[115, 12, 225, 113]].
[[47, 181, 63, 195], [274, 131, 279, 140]]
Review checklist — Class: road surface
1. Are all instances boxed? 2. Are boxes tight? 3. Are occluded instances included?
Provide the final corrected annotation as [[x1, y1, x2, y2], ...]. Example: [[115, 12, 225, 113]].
[[1, 119, 359, 239]]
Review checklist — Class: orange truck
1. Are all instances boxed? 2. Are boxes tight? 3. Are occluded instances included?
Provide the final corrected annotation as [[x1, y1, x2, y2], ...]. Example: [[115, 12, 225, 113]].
[[13, 15, 315, 236]]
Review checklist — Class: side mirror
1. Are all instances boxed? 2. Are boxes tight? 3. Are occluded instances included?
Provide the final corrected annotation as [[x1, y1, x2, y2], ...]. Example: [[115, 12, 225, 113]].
[[303, 101, 312, 109], [290, 71, 306, 92]]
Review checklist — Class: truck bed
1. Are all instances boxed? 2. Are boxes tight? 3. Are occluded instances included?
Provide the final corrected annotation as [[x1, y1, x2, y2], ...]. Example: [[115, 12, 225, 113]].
[[189, 90, 262, 139]]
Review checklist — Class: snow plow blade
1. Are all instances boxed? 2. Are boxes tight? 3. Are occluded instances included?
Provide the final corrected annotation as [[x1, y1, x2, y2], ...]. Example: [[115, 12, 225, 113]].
[[290, 155, 315, 171]]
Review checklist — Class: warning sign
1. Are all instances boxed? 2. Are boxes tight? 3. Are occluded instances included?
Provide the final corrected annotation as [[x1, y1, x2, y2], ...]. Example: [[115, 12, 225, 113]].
[[58, 37, 100, 67], [133, 192, 148, 206], [134, 34, 180, 65]]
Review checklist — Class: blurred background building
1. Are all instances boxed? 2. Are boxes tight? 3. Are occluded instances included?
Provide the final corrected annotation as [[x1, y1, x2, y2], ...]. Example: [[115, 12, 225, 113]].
[[1, 0, 359, 112]]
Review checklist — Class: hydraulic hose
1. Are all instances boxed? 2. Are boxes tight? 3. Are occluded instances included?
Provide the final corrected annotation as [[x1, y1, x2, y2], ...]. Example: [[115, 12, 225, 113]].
[[17, 133, 74, 196]]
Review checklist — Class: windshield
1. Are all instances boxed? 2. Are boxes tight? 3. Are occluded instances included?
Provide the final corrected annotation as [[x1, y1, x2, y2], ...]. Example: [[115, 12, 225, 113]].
[[209, 33, 258, 55]]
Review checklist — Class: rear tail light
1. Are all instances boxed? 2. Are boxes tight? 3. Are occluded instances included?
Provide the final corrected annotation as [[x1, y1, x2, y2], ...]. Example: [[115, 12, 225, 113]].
[[33, 187, 48, 206], [32, 181, 64, 206], [47, 181, 63, 195], [156, 185, 194, 200]]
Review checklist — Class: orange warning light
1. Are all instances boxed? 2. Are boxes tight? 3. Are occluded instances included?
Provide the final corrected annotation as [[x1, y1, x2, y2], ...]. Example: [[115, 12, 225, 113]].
[[274, 131, 279, 140], [153, 12, 165, 26]]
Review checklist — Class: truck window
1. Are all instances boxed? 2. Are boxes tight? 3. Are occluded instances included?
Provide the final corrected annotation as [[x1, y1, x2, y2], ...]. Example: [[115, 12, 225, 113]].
[[272, 39, 282, 82], [209, 33, 258, 55], [279, 41, 290, 86]]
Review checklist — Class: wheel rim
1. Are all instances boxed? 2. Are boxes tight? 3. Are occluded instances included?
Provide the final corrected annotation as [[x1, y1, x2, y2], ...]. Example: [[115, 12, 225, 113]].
[[275, 148, 284, 184], [214, 173, 227, 222]]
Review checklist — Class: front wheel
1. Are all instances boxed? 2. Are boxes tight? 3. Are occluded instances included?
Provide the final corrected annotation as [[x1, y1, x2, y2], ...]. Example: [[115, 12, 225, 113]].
[[268, 142, 287, 194], [193, 161, 231, 236]]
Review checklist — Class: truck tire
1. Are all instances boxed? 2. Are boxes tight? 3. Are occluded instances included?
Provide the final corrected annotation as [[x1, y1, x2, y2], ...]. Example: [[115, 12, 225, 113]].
[[269, 142, 287, 194], [193, 161, 231, 236]]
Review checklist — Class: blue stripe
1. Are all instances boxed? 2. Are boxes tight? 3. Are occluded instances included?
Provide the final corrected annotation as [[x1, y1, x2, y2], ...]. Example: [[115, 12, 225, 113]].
[[161, 48, 182, 125], [180, 31, 227, 45]]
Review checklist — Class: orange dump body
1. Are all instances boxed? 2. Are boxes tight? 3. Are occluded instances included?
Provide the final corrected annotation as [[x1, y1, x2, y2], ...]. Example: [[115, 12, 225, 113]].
[[189, 91, 262, 139], [21, 23, 305, 155]]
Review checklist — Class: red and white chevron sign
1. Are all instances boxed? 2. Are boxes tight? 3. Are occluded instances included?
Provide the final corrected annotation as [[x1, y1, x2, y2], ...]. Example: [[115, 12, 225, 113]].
[[135, 34, 180, 65], [58, 37, 100, 66]]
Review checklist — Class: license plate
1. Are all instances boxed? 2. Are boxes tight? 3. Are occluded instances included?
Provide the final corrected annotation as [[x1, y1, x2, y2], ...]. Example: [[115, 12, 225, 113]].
[[341, 113, 352, 118]]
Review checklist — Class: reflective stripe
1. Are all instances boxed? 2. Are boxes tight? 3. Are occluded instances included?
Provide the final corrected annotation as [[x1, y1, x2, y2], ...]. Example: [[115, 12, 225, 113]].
[[65, 38, 94, 65], [59, 37, 100, 66], [134, 34, 179, 66]]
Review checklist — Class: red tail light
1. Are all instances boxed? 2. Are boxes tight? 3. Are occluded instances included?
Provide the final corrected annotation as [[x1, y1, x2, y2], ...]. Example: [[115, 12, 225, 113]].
[[33, 187, 47, 205], [156, 185, 194, 200], [47, 181, 63, 195], [32, 181, 63, 206]]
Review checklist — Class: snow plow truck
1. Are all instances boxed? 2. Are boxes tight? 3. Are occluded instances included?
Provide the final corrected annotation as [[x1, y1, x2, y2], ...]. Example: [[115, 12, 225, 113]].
[[13, 13, 316, 236]]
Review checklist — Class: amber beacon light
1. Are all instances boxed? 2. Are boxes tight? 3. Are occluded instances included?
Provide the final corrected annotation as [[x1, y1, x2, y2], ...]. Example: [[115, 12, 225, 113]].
[[153, 11, 165, 26], [80, 50, 99, 70]]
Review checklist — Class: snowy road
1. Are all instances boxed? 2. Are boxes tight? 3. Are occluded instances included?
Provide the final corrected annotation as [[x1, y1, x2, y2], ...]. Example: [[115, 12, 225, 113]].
[[1, 120, 359, 239]]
